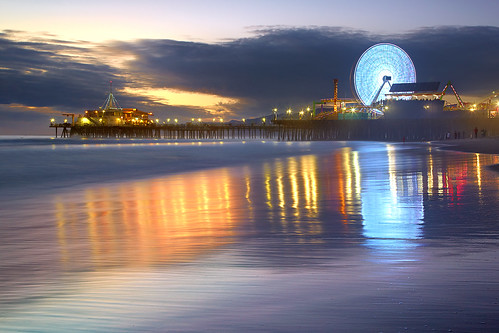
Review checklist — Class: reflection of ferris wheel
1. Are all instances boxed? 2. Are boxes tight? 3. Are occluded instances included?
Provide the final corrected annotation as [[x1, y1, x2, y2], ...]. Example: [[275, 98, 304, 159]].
[[353, 43, 416, 106]]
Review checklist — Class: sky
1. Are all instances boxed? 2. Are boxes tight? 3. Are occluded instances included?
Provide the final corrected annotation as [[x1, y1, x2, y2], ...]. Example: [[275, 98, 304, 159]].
[[1, 0, 499, 134]]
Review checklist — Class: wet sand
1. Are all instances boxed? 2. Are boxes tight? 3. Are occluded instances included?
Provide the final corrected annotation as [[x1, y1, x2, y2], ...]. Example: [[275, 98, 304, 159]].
[[433, 137, 499, 171], [1, 140, 499, 332], [433, 137, 499, 154]]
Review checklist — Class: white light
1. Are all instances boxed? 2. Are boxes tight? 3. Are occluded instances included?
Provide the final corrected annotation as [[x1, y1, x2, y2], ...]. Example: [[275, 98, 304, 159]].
[[354, 43, 416, 106]]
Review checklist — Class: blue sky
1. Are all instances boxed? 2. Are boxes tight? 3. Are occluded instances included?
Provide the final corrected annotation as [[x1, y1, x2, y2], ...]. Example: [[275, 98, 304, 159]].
[[1, 0, 498, 134], [2, 0, 498, 42]]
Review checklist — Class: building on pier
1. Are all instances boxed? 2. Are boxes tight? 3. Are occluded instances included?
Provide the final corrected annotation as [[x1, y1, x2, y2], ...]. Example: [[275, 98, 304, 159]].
[[75, 86, 153, 126], [382, 82, 445, 119]]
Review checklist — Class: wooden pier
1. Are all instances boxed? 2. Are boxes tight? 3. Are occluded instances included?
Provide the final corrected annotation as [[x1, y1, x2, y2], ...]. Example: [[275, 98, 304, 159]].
[[276, 118, 499, 141], [50, 117, 499, 141], [50, 123, 279, 140]]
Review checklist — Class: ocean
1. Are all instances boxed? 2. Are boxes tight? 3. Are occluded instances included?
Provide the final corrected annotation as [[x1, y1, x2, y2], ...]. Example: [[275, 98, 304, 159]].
[[1, 136, 499, 332]]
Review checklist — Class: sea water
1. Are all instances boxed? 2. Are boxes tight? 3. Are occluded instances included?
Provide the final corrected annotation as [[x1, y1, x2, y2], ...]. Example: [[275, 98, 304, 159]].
[[1, 136, 499, 332]]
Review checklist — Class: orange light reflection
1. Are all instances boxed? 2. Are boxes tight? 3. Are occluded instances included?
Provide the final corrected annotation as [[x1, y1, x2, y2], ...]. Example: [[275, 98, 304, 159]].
[[54, 154, 323, 269], [55, 168, 243, 269]]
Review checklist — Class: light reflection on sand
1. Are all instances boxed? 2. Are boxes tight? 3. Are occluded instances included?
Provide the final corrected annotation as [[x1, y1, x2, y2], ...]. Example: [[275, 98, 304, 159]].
[[54, 167, 244, 269], [51, 145, 499, 270], [2, 142, 499, 332], [52, 153, 324, 271]]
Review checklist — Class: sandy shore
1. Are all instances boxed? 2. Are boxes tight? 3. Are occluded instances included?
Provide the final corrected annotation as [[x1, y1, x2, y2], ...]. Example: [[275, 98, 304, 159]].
[[432, 137, 499, 171], [432, 136, 499, 154], [2, 139, 499, 332]]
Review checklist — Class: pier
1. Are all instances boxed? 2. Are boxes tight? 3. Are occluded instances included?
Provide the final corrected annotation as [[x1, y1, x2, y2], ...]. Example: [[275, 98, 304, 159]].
[[50, 117, 499, 141], [276, 118, 499, 141], [50, 123, 279, 140]]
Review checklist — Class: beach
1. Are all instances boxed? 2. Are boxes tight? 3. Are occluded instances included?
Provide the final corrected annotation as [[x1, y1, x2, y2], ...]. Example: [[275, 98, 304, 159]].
[[432, 137, 499, 171], [1, 137, 499, 332], [433, 136, 499, 154]]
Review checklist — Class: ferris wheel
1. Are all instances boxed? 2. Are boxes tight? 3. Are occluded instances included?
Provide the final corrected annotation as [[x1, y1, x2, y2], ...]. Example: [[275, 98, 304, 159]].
[[353, 43, 416, 106]]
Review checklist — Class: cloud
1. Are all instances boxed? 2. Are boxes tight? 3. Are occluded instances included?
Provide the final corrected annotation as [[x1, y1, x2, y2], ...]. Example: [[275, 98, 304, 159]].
[[117, 26, 499, 113], [0, 104, 55, 135], [121, 86, 240, 116], [1, 26, 499, 134], [118, 28, 373, 104], [391, 26, 499, 95], [0, 32, 121, 110]]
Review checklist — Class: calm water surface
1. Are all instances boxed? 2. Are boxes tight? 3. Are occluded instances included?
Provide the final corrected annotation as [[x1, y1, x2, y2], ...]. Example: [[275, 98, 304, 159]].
[[1, 138, 498, 332]]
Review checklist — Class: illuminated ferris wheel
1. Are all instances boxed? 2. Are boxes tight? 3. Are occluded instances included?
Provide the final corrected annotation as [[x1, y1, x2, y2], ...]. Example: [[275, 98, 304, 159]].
[[353, 43, 416, 106]]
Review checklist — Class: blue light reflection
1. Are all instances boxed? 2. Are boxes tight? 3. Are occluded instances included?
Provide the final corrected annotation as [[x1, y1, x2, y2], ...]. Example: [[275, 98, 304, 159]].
[[360, 144, 423, 254]]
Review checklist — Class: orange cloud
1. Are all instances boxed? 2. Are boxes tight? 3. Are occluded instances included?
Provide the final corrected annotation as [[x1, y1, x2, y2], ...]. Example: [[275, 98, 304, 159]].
[[6, 103, 65, 115], [122, 87, 240, 115]]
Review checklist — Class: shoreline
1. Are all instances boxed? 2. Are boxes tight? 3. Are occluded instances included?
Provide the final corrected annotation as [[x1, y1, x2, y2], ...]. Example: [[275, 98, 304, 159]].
[[431, 137, 499, 155], [431, 137, 499, 172]]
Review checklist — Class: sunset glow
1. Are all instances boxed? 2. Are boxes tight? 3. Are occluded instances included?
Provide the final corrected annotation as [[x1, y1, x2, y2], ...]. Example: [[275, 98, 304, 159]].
[[7, 103, 63, 115], [122, 87, 240, 111]]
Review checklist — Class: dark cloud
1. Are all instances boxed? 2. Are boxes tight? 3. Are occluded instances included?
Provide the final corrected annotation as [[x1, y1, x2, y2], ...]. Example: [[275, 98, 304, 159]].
[[1, 26, 498, 134], [0, 105, 53, 135], [118, 26, 499, 115], [392, 26, 499, 95], [119, 27, 374, 109], [0, 33, 122, 109]]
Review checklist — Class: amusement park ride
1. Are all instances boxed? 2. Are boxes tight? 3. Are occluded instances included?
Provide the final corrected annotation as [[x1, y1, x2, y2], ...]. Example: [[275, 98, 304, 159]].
[[439, 81, 497, 114], [313, 43, 498, 120]]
